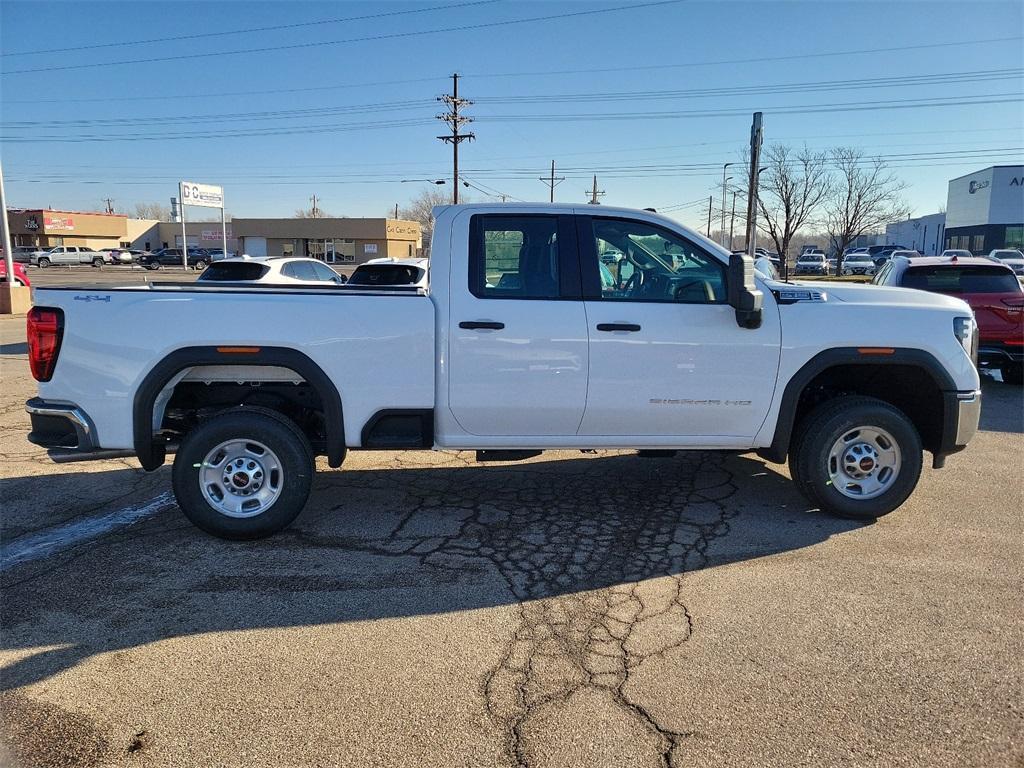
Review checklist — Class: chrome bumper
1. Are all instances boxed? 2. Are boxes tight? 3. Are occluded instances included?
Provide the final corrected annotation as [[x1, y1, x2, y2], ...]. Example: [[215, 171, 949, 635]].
[[954, 390, 981, 447]]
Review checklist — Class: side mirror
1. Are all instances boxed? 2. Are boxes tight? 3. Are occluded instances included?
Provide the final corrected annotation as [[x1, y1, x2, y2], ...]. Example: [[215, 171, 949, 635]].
[[727, 253, 764, 330]]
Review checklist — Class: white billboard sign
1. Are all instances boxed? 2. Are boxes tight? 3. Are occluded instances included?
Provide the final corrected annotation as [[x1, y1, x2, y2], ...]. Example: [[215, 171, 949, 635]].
[[179, 181, 224, 209]]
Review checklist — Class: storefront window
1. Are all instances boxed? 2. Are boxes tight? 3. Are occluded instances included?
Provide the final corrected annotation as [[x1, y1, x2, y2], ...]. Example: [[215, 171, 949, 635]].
[[971, 235, 985, 253], [1005, 227, 1024, 249]]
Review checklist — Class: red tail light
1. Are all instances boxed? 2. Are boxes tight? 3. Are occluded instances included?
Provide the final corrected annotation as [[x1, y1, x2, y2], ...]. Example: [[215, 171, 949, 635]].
[[27, 307, 64, 382]]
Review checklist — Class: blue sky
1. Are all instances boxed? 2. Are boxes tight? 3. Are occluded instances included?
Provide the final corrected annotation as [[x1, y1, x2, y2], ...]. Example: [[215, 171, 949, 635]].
[[1, 0, 1021, 230]]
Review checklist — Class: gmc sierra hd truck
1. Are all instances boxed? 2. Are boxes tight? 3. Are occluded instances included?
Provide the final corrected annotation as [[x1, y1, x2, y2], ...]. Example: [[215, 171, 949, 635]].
[[26, 204, 981, 539]]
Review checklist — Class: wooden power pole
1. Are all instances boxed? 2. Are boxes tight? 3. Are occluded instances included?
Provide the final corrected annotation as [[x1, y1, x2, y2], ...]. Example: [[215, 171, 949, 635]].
[[436, 73, 474, 205], [539, 160, 564, 203], [586, 175, 605, 205]]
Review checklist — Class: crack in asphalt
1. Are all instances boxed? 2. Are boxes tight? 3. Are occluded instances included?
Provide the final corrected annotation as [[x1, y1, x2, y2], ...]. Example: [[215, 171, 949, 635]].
[[280, 450, 739, 767]]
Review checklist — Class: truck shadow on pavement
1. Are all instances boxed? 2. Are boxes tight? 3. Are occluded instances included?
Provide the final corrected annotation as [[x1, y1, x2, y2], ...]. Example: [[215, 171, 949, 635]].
[[0, 451, 862, 696]]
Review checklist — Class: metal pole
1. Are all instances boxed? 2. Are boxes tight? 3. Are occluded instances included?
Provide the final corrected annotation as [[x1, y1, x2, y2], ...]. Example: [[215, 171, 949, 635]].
[[221, 202, 228, 260], [180, 195, 188, 269], [707, 196, 713, 237], [729, 190, 737, 250], [720, 163, 732, 246], [0, 157, 14, 282]]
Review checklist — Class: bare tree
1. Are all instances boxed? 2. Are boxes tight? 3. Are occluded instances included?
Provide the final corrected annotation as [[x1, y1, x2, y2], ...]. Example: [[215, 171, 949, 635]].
[[756, 144, 832, 279], [395, 187, 467, 257], [825, 147, 910, 273], [293, 207, 333, 218], [132, 202, 171, 220]]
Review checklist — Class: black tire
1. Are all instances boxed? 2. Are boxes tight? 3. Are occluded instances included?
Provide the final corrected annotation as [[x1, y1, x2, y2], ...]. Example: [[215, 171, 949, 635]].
[[37, 257, 50, 268], [92, 256, 104, 267], [194, 260, 207, 270], [147, 263, 161, 271], [792, 396, 922, 521], [172, 409, 314, 540], [1000, 362, 1023, 386]]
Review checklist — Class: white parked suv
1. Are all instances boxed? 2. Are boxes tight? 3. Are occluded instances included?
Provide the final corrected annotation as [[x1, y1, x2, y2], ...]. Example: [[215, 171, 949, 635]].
[[25, 204, 981, 539], [347, 257, 428, 288], [988, 249, 1024, 276], [197, 257, 347, 285]]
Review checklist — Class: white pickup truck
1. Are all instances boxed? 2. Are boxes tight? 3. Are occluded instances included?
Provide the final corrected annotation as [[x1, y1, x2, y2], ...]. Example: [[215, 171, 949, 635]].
[[26, 204, 981, 539]]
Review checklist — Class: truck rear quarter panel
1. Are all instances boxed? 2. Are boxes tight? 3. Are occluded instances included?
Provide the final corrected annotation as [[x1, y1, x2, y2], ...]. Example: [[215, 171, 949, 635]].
[[34, 287, 436, 450]]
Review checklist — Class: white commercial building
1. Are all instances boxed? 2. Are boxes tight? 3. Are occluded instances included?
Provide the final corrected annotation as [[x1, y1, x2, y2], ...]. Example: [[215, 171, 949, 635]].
[[944, 165, 1024, 253], [885, 211, 946, 256]]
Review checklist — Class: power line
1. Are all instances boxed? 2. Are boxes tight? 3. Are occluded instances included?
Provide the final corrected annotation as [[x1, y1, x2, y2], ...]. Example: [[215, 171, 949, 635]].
[[1, 0, 501, 57], [472, 68, 1023, 104], [462, 35, 1024, 80], [1, 0, 685, 76]]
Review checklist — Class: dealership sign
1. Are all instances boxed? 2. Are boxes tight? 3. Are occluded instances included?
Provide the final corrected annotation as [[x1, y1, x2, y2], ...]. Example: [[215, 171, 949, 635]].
[[201, 229, 232, 241], [179, 181, 224, 209], [44, 215, 74, 230]]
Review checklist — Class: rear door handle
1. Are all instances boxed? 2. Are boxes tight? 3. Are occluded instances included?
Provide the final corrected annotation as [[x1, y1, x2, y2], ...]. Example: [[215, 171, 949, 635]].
[[596, 323, 641, 332], [459, 321, 505, 330]]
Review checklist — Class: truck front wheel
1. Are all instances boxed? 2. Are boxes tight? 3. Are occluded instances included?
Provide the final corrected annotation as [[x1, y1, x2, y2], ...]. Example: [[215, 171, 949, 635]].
[[172, 409, 314, 539], [791, 396, 922, 521]]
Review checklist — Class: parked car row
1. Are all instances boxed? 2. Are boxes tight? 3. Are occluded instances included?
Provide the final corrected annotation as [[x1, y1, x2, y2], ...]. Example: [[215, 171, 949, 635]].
[[11, 245, 238, 269]]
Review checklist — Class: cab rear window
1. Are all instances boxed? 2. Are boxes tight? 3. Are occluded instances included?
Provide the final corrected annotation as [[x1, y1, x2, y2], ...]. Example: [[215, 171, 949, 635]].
[[901, 266, 1020, 294], [198, 262, 269, 281]]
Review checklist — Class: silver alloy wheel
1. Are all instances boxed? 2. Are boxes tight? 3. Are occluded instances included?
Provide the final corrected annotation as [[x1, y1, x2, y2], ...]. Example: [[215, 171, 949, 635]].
[[199, 438, 284, 518], [827, 426, 902, 500]]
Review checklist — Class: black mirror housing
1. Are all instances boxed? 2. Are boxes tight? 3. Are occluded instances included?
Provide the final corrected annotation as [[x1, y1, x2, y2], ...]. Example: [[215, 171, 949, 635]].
[[728, 253, 764, 329]]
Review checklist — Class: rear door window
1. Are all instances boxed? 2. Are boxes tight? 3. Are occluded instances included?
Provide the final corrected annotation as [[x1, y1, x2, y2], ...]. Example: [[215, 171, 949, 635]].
[[901, 266, 1021, 293], [469, 215, 565, 299], [198, 262, 269, 281]]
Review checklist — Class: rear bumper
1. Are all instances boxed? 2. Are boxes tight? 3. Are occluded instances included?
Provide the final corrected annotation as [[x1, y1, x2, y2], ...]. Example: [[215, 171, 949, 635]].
[[977, 343, 1024, 366], [933, 389, 981, 467], [25, 397, 135, 463]]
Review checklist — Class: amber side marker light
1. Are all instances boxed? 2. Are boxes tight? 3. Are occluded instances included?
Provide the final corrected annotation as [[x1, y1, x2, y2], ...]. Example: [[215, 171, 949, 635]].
[[857, 347, 895, 355], [216, 346, 261, 354]]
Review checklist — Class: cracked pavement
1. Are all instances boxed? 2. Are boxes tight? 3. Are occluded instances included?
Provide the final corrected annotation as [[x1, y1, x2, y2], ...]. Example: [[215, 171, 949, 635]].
[[1, 315, 1022, 767]]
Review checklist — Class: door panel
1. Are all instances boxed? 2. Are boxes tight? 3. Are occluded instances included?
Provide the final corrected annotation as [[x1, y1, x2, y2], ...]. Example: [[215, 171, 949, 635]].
[[447, 212, 589, 437], [577, 215, 781, 440]]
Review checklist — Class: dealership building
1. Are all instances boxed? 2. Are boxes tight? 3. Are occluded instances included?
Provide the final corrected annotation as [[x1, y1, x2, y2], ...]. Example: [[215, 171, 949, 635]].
[[943, 165, 1024, 253], [885, 211, 946, 256], [230, 218, 422, 264]]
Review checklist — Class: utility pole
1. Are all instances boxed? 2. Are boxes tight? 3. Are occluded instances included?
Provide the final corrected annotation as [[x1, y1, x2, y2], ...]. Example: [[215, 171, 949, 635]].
[[394, 203, 399, 219], [436, 73, 474, 205], [1, 156, 30, 314], [539, 160, 564, 203], [728, 190, 738, 250], [744, 112, 764, 261], [310, 194, 320, 218], [719, 163, 733, 246], [585, 175, 605, 205], [707, 195, 713, 237], [103, 198, 115, 214]]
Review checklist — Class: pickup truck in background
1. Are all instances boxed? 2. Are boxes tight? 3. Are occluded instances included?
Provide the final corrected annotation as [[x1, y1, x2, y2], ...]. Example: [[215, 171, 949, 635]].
[[29, 245, 113, 268], [25, 204, 981, 539]]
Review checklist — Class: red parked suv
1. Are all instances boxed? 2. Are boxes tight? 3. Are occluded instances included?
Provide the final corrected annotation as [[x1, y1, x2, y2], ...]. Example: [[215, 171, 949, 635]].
[[873, 254, 1023, 384]]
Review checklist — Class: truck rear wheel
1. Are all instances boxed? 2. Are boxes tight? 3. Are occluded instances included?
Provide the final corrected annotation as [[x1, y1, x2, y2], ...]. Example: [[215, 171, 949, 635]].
[[172, 409, 314, 539], [791, 396, 922, 521]]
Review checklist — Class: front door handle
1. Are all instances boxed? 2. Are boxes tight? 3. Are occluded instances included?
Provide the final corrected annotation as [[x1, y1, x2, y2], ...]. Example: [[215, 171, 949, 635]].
[[459, 321, 505, 330], [596, 323, 641, 332]]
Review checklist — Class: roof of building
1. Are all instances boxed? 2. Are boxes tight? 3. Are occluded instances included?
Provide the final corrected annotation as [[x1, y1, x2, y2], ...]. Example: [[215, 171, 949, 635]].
[[947, 165, 1024, 182]]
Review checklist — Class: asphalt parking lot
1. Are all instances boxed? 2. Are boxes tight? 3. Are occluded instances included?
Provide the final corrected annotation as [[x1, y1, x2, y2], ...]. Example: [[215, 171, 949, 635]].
[[0, 312, 1021, 768]]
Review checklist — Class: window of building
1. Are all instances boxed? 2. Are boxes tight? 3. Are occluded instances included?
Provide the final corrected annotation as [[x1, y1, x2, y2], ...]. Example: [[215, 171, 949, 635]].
[[971, 235, 985, 253], [282, 243, 294, 257], [469, 215, 560, 299], [1005, 227, 1024, 249]]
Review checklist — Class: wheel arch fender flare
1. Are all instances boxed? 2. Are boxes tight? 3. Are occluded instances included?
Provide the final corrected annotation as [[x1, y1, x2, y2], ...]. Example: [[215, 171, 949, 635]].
[[757, 347, 955, 464], [133, 345, 345, 471]]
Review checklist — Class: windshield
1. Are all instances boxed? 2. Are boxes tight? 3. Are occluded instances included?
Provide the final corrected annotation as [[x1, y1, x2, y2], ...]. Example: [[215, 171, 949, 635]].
[[993, 250, 1023, 260], [902, 265, 1021, 294], [798, 254, 823, 262]]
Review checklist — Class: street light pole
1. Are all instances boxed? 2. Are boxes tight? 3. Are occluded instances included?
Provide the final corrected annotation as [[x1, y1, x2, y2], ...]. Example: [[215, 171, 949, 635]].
[[720, 162, 733, 246], [0, 156, 31, 314]]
